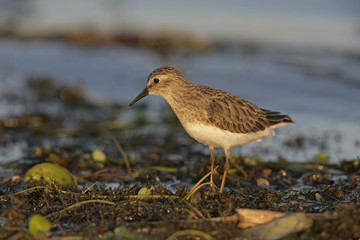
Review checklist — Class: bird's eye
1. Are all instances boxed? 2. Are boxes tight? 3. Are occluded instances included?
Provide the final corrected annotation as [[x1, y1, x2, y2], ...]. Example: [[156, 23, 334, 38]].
[[153, 78, 159, 83]]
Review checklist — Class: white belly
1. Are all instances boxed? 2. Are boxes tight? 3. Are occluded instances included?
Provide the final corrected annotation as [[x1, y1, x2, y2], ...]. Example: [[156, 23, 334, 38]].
[[182, 122, 274, 150]]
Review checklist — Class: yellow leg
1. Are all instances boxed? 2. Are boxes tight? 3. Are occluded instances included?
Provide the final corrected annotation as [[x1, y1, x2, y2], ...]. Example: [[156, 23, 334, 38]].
[[209, 146, 214, 183], [219, 148, 230, 194], [209, 146, 217, 191]]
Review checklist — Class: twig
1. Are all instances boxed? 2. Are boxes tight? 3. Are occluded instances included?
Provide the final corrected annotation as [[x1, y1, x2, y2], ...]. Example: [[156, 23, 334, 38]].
[[0, 186, 45, 200], [232, 162, 248, 178], [81, 181, 97, 194], [125, 195, 179, 199], [78, 168, 131, 181], [184, 202, 206, 219], [51, 236, 83, 240], [45, 199, 115, 218], [166, 229, 214, 240], [105, 130, 131, 175]]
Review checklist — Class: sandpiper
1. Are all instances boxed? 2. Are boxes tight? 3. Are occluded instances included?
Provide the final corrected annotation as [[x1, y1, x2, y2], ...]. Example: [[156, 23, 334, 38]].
[[130, 66, 294, 193]]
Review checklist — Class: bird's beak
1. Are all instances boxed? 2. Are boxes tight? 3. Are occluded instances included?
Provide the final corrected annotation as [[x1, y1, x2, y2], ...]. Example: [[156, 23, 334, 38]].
[[129, 88, 149, 106]]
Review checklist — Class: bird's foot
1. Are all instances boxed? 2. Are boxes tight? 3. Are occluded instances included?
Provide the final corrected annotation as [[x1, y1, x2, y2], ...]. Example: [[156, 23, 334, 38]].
[[181, 166, 219, 201], [209, 180, 218, 192]]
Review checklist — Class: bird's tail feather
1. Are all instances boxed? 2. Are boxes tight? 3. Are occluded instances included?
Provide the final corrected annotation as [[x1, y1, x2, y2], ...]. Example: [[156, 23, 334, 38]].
[[261, 108, 294, 127]]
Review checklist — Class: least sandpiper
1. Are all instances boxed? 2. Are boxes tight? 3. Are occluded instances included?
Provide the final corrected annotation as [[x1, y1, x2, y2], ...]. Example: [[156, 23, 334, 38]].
[[130, 66, 294, 193]]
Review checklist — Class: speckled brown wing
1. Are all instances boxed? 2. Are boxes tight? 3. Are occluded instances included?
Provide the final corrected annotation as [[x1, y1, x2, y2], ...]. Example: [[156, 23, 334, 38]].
[[206, 93, 271, 134]]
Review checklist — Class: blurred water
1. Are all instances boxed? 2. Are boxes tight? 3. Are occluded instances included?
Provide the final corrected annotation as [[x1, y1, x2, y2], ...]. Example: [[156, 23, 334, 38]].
[[0, 40, 359, 163], [0, 0, 359, 51]]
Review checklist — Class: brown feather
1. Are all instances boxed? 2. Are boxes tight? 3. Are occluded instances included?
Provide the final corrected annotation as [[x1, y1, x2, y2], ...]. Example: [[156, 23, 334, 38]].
[[261, 108, 294, 126], [204, 88, 272, 134]]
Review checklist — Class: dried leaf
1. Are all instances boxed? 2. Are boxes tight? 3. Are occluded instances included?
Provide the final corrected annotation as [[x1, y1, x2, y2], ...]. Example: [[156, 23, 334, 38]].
[[237, 209, 285, 229], [242, 213, 313, 240]]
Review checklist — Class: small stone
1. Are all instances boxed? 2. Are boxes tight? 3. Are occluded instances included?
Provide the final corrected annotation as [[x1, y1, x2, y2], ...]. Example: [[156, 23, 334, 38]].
[[24, 162, 77, 190], [315, 193, 324, 202], [256, 178, 270, 186], [92, 149, 107, 162], [28, 214, 51, 236]]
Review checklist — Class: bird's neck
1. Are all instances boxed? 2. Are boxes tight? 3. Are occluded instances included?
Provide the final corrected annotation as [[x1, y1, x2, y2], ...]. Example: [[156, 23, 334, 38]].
[[163, 81, 194, 105], [162, 82, 204, 124]]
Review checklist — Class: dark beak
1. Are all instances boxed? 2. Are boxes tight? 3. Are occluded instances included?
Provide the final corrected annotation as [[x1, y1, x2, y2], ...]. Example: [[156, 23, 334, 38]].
[[129, 88, 149, 106]]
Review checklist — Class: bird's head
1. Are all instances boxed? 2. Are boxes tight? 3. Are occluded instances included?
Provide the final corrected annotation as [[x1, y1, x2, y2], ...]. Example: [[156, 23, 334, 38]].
[[129, 66, 187, 106]]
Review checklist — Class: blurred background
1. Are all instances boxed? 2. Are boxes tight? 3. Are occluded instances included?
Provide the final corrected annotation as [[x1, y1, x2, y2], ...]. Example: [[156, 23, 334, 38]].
[[0, 0, 360, 163]]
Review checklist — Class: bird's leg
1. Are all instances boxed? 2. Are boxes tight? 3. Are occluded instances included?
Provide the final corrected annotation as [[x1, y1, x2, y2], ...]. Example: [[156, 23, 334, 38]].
[[219, 148, 230, 194], [209, 146, 217, 191]]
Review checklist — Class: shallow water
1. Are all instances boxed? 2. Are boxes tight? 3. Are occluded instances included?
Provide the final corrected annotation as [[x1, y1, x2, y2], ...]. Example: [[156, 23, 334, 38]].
[[0, 40, 359, 163]]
